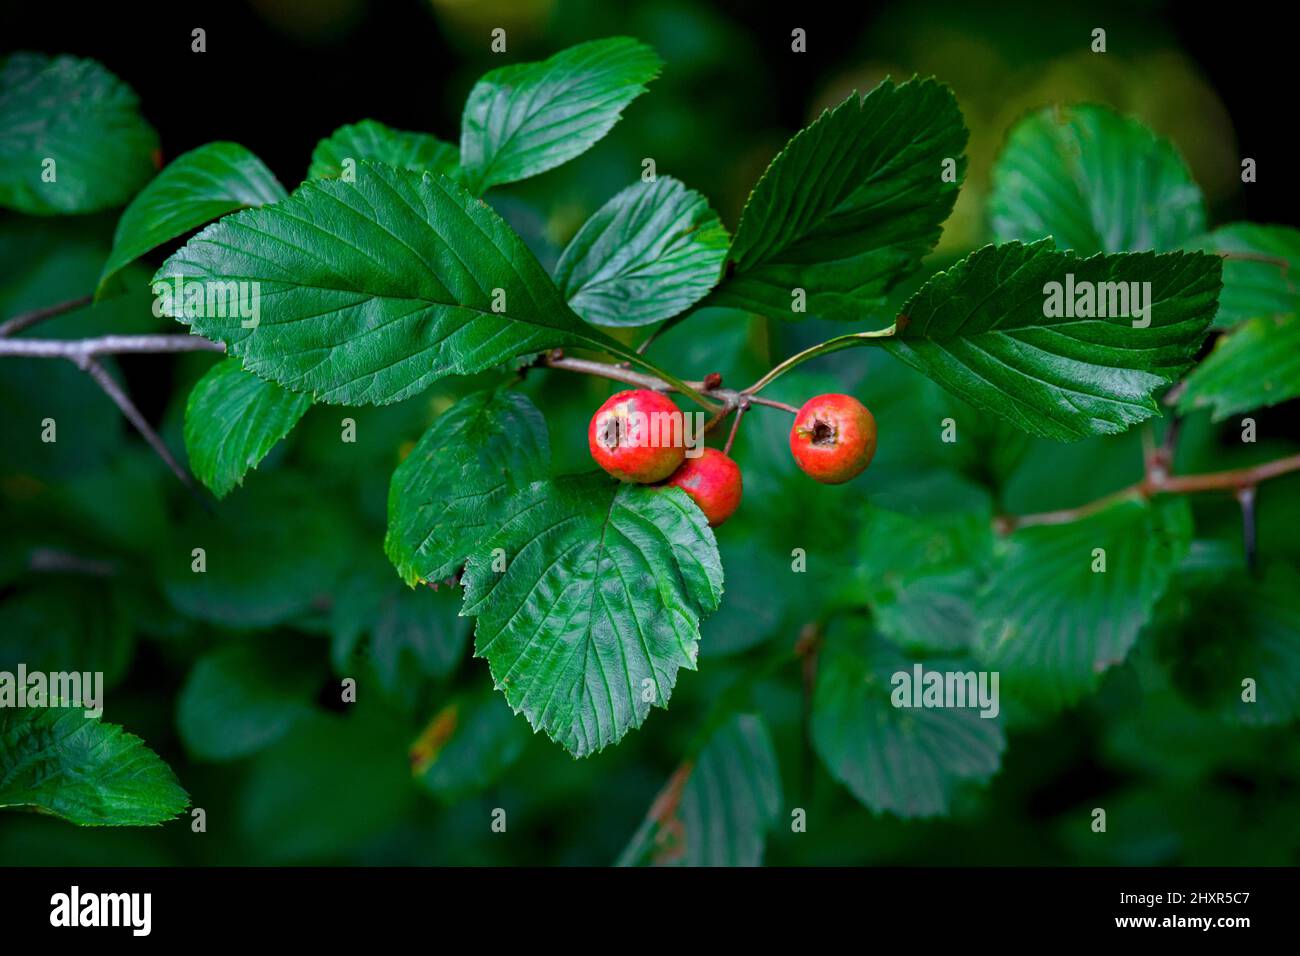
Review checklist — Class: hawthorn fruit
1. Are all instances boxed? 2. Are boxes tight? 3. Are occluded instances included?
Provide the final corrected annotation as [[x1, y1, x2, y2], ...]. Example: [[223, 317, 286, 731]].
[[790, 393, 877, 484], [662, 447, 743, 527], [588, 388, 686, 483]]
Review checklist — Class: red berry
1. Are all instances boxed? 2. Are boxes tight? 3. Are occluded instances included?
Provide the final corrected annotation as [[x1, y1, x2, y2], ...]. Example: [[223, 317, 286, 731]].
[[589, 389, 686, 483], [663, 448, 742, 527], [789, 393, 877, 484]]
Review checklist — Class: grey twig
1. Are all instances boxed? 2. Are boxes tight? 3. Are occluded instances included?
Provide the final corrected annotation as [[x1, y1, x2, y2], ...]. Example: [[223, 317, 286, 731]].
[[0, 331, 223, 505], [0, 334, 225, 359], [0, 326, 225, 504], [723, 402, 747, 456], [0, 294, 94, 338], [28, 547, 117, 577]]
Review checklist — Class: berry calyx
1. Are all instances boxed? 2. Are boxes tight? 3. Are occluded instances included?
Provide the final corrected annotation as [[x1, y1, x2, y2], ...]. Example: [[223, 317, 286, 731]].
[[662, 447, 743, 527], [588, 389, 686, 483], [789, 393, 877, 484]]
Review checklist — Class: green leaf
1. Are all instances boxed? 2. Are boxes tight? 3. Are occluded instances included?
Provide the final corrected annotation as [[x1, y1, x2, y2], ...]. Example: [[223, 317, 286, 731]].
[[385, 388, 550, 586], [978, 497, 1192, 709], [618, 714, 781, 866], [160, 475, 350, 628], [554, 176, 729, 327], [0, 580, 134, 687], [700, 528, 797, 657], [1154, 564, 1300, 727], [989, 103, 1205, 255], [98, 142, 286, 295], [238, 708, 414, 862], [308, 119, 458, 180], [710, 78, 967, 321], [410, 689, 530, 802], [1194, 223, 1300, 328], [177, 644, 319, 761], [1101, 638, 1267, 783], [459, 38, 662, 195], [998, 429, 1143, 516], [331, 557, 470, 699], [462, 473, 724, 757], [1178, 313, 1300, 421], [0, 349, 123, 479], [878, 240, 1221, 440], [811, 627, 1005, 818], [155, 162, 648, 405], [855, 501, 994, 654], [0, 53, 159, 215], [184, 357, 312, 498], [0, 220, 163, 474], [0, 707, 188, 826]]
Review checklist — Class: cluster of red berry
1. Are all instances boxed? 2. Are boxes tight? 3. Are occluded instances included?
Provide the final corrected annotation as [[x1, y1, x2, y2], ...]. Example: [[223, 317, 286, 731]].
[[587, 389, 878, 528]]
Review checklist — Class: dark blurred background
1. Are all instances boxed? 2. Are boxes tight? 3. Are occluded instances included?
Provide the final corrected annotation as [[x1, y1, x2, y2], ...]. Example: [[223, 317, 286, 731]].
[[2, 0, 1297, 867], [4, 0, 1296, 414], [4, 0, 1296, 226]]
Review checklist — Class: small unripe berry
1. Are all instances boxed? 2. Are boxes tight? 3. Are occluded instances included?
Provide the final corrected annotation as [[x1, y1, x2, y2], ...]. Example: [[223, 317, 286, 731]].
[[589, 389, 686, 483], [662, 447, 742, 527], [790, 393, 877, 484]]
